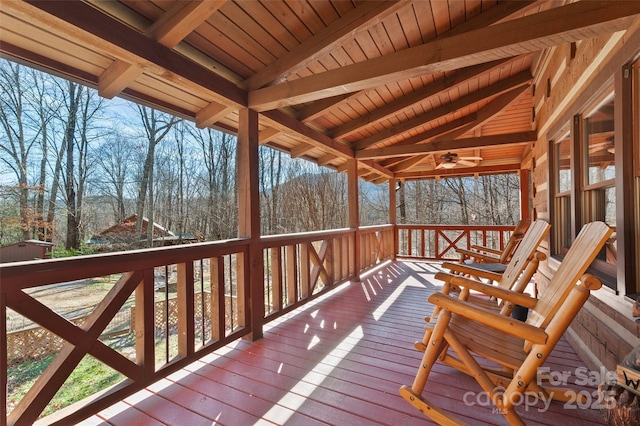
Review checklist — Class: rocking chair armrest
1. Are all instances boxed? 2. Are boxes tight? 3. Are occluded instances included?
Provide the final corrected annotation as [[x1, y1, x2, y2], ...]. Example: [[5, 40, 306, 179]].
[[469, 245, 503, 256], [438, 263, 503, 282], [456, 248, 501, 263], [448, 275, 538, 309], [427, 292, 548, 344]]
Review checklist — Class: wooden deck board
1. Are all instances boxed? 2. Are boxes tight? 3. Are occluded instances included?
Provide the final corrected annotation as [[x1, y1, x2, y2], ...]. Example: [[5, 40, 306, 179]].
[[84, 260, 606, 426]]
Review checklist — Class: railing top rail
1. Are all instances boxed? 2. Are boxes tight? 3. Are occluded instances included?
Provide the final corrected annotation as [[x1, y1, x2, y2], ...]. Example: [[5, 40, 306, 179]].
[[359, 224, 394, 232], [396, 224, 516, 230], [260, 227, 355, 247], [0, 238, 250, 289]]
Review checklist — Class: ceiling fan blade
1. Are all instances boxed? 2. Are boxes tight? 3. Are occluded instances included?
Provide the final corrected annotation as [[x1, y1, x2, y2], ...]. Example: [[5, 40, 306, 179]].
[[459, 156, 483, 161], [458, 159, 478, 167], [435, 162, 445, 170]]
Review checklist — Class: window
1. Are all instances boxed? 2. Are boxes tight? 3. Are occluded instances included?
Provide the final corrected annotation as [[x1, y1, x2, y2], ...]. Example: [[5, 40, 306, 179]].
[[582, 88, 616, 275], [584, 91, 616, 186], [552, 130, 572, 255]]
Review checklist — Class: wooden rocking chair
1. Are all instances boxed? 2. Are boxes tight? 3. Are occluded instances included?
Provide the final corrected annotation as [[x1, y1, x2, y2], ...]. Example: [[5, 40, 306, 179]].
[[400, 221, 613, 425], [456, 218, 531, 266], [414, 220, 549, 353], [441, 219, 547, 285]]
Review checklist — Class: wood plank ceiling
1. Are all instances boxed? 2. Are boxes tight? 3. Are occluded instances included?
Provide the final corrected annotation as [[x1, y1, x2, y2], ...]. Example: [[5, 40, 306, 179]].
[[2, 0, 639, 183]]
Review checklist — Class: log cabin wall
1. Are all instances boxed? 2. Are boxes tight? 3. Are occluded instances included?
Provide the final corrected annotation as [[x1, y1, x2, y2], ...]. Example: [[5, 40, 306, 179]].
[[532, 25, 640, 372]]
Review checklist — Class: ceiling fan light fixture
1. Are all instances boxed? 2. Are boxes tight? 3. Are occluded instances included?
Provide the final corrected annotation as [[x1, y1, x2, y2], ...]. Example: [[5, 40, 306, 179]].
[[441, 161, 457, 169]]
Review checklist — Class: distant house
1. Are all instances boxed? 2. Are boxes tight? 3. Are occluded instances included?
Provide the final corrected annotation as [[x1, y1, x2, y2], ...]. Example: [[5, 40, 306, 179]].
[[87, 214, 196, 246], [0, 240, 55, 263]]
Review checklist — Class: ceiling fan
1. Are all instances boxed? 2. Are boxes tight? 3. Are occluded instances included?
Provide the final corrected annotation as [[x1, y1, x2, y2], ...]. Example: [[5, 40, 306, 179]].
[[436, 152, 483, 169], [588, 137, 615, 155]]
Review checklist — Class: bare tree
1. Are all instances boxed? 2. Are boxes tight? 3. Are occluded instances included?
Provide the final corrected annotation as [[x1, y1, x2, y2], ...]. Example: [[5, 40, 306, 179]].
[[58, 81, 83, 249], [133, 105, 181, 246], [94, 134, 132, 222], [259, 146, 283, 234], [0, 61, 42, 240]]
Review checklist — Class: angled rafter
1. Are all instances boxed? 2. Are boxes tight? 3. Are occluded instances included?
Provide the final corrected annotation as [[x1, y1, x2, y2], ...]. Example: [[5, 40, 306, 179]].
[[25, 1, 246, 107], [356, 131, 537, 160], [195, 102, 234, 128], [396, 163, 522, 180], [248, 1, 640, 111], [243, 0, 407, 91], [390, 84, 531, 172], [260, 110, 353, 159], [317, 153, 339, 166], [290, 143, 316, 158], [146, 0, 226, 48], [330, 59, 513, 140], [99, 1, 225, 101], [380, 114, 477, 159], [98, 59, 143, 99], [297, 94, 352, 123], [258, 127, 282, 145], [296, 1, 535, 125], [352, 70, 532, 150]]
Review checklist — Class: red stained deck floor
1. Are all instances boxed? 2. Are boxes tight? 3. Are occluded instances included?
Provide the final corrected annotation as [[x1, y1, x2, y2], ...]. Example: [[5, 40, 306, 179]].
[[82, 261, 606, 425]]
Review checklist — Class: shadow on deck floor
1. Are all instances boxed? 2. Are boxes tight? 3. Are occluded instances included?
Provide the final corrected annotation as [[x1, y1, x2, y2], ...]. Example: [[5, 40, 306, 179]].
[[82, 260, 606, 426]]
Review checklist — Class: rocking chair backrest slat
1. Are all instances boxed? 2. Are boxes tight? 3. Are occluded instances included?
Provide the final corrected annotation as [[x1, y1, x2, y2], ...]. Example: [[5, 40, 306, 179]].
[[496, 220, 550, 289], [498, 218, 531, 263], [526, 221, 613, 330]]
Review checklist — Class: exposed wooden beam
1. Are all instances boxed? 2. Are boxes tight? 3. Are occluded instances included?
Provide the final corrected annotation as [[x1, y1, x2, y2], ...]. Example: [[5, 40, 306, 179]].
[[385, 116, 479, 165], [360, 160, 394, 178], [248, 1, 640, 111], [94, 1, 225, 100], [389, 155, 429, 174], [352, 70, 532, 150], [146, 0, 226, 48], [243, 0, 407, 91], [25, 1, 246, 107], [396, 163, 521, 180], [296, 1, 534, 124], [330, 59, 514, 140], [357, 131, 536, 160], [389, 84, 530, 171], [98, 59, 142, 99], [260, 110, 353, 159]]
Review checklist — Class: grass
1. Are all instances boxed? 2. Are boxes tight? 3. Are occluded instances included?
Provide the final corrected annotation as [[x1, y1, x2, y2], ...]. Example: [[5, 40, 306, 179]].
[[6, 331, 182, 420], [7, 353, 125, 418]]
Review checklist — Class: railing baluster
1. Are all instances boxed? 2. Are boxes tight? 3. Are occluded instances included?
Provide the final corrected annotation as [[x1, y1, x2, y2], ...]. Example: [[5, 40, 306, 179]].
[[210, 256, 224, 342]]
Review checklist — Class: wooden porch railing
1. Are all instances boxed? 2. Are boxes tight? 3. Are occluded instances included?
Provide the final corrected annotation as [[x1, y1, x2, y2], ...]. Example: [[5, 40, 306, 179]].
[[260, 224, 394, 321], [3, 223, 510, 425], [1, 225, 396, 425], [1, 238, 251, 426], [396, 224, 517, 260]]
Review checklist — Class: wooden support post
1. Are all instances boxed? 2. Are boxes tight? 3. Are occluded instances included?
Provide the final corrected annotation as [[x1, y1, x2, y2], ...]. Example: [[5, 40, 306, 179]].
[[238, 108, 264, 340], [389, 177, 397, 260], [347, 159, 361, 280], [519, 169, 531, 220]]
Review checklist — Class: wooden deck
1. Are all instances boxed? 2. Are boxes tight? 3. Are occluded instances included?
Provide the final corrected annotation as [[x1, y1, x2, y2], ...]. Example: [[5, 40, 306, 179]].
[[80, 261, 606, 425]]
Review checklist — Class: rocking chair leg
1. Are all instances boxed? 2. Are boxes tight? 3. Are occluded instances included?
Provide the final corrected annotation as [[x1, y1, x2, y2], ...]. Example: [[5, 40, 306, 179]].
[[411, 310, 451, 392]]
